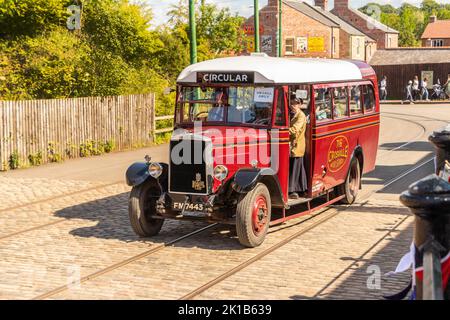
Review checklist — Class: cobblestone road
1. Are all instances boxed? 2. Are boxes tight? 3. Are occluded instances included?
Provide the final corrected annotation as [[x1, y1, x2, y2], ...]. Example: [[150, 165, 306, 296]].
[[0, 105, 448, 300]]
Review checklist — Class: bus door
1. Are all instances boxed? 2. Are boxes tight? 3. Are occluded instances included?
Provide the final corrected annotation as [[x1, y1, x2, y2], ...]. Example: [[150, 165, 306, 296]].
[[288, 85, 313, 198], [271, 86, 290, 203]]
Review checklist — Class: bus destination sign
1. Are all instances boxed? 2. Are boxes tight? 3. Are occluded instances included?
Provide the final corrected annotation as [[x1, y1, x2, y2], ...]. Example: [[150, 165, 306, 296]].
[[197, 72, 255, 84]]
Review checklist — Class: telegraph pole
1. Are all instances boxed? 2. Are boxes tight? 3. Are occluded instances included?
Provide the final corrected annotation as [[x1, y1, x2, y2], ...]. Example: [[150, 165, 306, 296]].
[[278, 0, 282, 57], [254, 0, 260, 53], [189, 0, 197, 64]]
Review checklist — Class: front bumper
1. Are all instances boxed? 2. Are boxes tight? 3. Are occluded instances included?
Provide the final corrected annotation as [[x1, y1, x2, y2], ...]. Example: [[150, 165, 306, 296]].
[[155, 192, 233, 223]]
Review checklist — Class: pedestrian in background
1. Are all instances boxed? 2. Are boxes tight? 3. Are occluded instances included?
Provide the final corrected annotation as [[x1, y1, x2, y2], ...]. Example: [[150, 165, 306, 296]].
[[444, 76, 450, 100], [379, 76, 387, 101], [421, 78, 430, 101], [412, 75, 420, 100], [403, 80, 414, 105]]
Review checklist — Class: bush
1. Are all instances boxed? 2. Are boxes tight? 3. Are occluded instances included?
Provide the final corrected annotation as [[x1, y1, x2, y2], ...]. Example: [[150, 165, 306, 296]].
[[28, 151, 43, 166], [8, 151, 20, 169]]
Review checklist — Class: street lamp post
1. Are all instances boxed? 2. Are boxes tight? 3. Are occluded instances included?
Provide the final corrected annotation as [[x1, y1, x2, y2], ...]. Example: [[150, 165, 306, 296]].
[[278, 0, 282, 57], [189, 0, 197, 64], [254, 0, 260, 53]]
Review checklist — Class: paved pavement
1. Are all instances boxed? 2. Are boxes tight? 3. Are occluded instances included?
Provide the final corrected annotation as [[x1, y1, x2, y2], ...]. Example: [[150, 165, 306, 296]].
[[0, 103, 449, 300]]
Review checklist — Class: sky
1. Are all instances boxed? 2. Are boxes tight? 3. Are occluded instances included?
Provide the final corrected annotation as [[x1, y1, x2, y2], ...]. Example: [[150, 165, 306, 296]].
[[142, 0, 450, 26]]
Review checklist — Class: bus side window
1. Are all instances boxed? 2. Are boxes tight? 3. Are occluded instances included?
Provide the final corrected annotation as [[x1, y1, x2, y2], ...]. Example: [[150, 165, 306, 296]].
[[350, 85, 362, 115], [314, 88, 332, 122], [275, 88, 287, 126], [363, 85, 375, 113], [333, 87, 349, 119]]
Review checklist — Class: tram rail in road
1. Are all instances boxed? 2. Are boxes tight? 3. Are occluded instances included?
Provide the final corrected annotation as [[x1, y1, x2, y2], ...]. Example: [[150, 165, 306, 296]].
[[32, 155, 435, 300], [0, 180, 125, 241], [178, 158, 435, 300]]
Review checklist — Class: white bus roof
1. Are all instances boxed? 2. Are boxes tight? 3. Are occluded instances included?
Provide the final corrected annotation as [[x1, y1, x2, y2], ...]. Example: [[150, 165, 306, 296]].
[[177, 56, 366, 84]]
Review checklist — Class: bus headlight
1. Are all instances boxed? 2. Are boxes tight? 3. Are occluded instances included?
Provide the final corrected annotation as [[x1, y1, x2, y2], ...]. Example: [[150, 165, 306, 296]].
[[148, 162, 163, 179], [213, 165, 228, 181]]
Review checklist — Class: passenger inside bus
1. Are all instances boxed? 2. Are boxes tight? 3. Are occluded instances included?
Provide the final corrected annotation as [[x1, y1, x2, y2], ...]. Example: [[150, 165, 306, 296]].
[[315, 89, 332, 121], [207, 88, 227, 121], [288, 97, 308, 199]]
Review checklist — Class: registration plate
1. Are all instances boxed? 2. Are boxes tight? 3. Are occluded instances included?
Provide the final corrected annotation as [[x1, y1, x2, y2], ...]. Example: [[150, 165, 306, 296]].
[[172, 202, 205, 212]]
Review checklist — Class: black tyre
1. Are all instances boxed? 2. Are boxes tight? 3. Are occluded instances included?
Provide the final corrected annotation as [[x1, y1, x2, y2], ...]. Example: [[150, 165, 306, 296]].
[[339, 158, 361, 205], [236, 183, 271, 248], [128, 181, 164, 237]]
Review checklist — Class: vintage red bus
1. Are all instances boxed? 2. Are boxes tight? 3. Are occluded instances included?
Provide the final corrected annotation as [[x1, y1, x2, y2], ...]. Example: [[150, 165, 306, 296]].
[[126, 55, 380, 247]]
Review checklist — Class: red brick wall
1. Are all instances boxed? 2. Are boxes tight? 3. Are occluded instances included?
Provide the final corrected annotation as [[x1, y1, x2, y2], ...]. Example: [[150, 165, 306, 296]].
[[339, 29, 350, 58], [282, 3, 337, 58]]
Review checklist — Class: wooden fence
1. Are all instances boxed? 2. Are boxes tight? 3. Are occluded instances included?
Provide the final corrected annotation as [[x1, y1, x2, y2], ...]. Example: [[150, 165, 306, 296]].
[[0, 94, 173, 171]]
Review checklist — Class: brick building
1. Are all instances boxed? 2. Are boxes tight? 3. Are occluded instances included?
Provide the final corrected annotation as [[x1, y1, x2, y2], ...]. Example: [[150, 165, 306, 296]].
[[314, 1, 377, 62], [421, 16, 450, 47], [331, 0, 399, 49], [242, 0, 377, 62], [243, 0, 340, 59]]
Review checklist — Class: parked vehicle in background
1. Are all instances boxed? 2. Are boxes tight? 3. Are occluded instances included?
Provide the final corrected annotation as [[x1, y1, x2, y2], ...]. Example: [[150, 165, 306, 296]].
[[431, 83, 448, 100]]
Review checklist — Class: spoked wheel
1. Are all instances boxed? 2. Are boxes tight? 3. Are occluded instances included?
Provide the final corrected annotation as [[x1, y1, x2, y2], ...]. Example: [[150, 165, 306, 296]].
[[236, 183, 271, 248], [339, 158, 361, 205], [129, 181, 164, 237]]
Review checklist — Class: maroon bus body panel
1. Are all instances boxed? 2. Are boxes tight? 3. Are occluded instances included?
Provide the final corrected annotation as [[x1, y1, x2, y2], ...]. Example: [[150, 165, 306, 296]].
[[308, 62, 380, 198]]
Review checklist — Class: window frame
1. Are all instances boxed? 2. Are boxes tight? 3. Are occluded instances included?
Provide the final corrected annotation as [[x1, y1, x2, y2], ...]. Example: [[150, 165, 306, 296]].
[[332, 86, 350, 120], [313, 87, 334, 124], [349, 85, 363, 116], [273, 87, 288, 128], [362, 84, 376, 114], [431, 39, 443, 47], [312, 81, 376, 126], [176, 85, 276, 128], [285, 37, 295, 55]]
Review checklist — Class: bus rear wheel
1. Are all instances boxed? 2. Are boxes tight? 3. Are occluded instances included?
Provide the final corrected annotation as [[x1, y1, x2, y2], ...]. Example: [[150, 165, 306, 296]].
[[129, 181, 164, 237], [339, 158, 361, 205], [236, 183, 271, 248]]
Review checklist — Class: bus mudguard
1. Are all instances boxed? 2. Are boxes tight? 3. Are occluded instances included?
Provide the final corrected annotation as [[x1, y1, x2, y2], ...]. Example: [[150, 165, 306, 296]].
[[232, 167, 285, 207], [125, 162, 168, 187]]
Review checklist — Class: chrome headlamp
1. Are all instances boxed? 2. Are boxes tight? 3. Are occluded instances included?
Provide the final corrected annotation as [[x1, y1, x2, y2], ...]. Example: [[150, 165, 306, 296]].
[[148, 162, 163, 179], [213, 165, 228, 181]]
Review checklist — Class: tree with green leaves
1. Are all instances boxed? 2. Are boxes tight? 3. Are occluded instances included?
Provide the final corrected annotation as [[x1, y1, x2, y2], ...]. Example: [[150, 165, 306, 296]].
[[358, 0, 448, 47], [0, 0, 71, 38]]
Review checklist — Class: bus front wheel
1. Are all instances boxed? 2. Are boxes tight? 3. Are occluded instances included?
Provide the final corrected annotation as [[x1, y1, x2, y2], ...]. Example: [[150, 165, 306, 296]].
[[129, 182, 164, 237], [236, 183, 271, 248], [339, 158, 361, 205]]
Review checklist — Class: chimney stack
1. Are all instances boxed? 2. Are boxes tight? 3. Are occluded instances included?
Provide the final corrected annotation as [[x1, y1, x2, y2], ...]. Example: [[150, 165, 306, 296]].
[[315, 0, 329, 11], [429, 15, 437, 23], [268, 0, 279, 7], [334, 0, 349, 10]]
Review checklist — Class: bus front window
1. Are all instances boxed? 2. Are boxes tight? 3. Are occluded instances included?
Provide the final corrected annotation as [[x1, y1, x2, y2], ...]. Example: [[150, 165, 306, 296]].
[[177, 86, 274, 126]]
